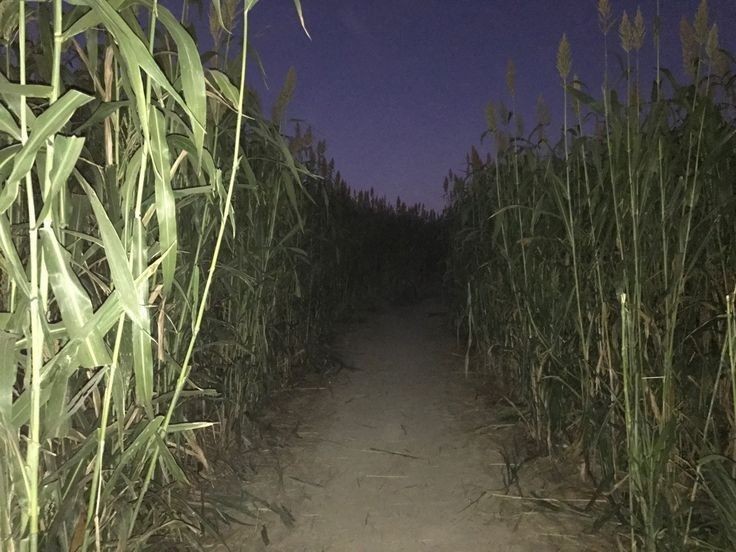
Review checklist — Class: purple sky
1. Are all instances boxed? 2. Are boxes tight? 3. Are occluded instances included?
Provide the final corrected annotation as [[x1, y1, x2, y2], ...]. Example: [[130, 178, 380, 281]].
[[200, 1, 736, 210]]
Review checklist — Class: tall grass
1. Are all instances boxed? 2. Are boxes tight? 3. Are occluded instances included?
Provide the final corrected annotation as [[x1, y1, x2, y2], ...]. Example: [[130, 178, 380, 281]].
[[0, 0, 324, 548], [446, 1, 736, 548], [0, 1, 443, 548], [293, 125, 445, 312]]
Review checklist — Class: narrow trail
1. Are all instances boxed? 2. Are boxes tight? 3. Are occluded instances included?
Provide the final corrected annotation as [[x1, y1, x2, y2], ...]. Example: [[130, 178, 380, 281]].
[[217, 301, 600, 551]]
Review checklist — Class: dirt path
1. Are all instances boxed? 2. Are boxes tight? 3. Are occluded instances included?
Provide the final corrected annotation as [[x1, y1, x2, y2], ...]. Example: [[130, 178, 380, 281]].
[[214, 301, 603, 551]]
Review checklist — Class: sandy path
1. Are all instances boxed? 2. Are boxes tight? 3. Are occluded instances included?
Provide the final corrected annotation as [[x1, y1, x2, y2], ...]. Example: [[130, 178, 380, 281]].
[[216, 301, 597, 551]]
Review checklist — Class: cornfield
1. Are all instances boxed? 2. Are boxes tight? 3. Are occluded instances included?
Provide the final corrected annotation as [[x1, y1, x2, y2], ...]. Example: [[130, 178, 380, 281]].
[[446, 1, 736, 549]]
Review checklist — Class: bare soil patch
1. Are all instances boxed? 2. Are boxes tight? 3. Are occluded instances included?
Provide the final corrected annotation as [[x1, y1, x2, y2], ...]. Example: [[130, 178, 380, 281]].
[[206, 300, 611, 551]]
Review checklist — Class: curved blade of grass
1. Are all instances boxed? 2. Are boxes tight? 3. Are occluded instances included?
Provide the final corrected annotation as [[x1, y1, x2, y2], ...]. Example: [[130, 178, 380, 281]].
[[136, 0, 206, 161], [35, 136, 85, 224], [291, 0, 311, 39], [0, 79, 53, 98], [149, 105, 177, 295], [73, 100, 127, 135], [0, 101, 21, 140], [6, 89, 92, 195], [131, 218, 153, 416], [40, 226, 111, 368], [0, 330, 17, 419], [71, 0, 201, 140], [0, 214, 31, 299], [78, 175, 145, 328]]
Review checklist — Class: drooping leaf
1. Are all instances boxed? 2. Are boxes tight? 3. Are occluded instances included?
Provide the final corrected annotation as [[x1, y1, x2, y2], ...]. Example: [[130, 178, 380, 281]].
[[135, 0, 206, 161], [0, 214, 30, 299], [149, 105, 178, 295], [40, 226, 111, 368], [35, 136, 85, 224], [6, 89, 92, 193], [78, 174, 146, 328], [0, 100, 20, 140]]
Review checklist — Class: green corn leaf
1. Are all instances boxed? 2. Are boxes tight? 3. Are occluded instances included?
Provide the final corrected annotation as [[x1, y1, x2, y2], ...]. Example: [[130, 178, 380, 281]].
[[155, 436, 188, 484], [122, 146, 144, 226], [291, 0, 311, 39], [102, 416, 164, 500], [71, 0, 200, 142], [0, 79, 53, 98], [78, 175, 146, 328], [131, 218, 153, 415], [0, 144, 22, 217], [208, 69, 240, 110], [40, 226, 111, 368], [136, 0, 206, 161], [0, 100, 20, 140], [10, 343, 80, 428], [35, 136, 85, 224], [44, 376, 71, 439], [0, 329, 18, 420], [0, 214, 31, 298], [167, 133, 217, 185], [0, 71, 37, 125], [209, 0, 226, 33], [6, 89, 92, 194], [149, 106, 178, 295], [73, 100, 128, 135], [172, 186, 212, 199], [84, 249, 166, 340]]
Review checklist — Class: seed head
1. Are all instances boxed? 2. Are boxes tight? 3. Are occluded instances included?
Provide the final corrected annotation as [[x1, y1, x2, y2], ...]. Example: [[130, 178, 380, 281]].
[[619, 11, 633, 53], [272, 67, 297, 124], [705, 23, 718, 61], [633, 7, 645, 51], [694, 0, 708, 45], [556, 34, 572, 81], [680, 16, 697, 77], [597, 0, 613, 35]]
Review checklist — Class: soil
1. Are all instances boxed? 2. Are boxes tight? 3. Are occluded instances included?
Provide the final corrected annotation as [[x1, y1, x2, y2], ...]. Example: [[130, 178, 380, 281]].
[[207, 300, 612, 551]]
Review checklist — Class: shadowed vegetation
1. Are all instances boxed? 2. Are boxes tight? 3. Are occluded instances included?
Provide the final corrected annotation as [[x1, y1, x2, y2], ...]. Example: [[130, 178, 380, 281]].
[[445, 1, 736, 549], [0, 0, 438, 549], [2, 0, 736, 550]]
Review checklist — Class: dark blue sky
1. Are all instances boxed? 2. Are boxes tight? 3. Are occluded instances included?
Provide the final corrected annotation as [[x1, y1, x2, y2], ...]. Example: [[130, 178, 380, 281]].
[[211, 1, 735, 210]]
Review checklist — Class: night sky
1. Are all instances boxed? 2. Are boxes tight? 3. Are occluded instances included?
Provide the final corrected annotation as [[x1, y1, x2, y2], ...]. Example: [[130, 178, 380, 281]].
[[197, 1, 736, 210]]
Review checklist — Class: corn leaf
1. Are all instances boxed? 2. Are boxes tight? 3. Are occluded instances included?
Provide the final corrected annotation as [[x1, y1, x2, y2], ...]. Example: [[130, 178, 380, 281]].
[[6, 89, 92, 194], [40, 226, 111, 368], [131, 218, 153, 415], [78, 176, 145, 328], [136, 0, 206, 160], [0, 100, 20, 140], [149, 106, 177, 295], [35, 136, 85, 224], [0, 330, 17, 420], [0, 214, 31, 298]]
